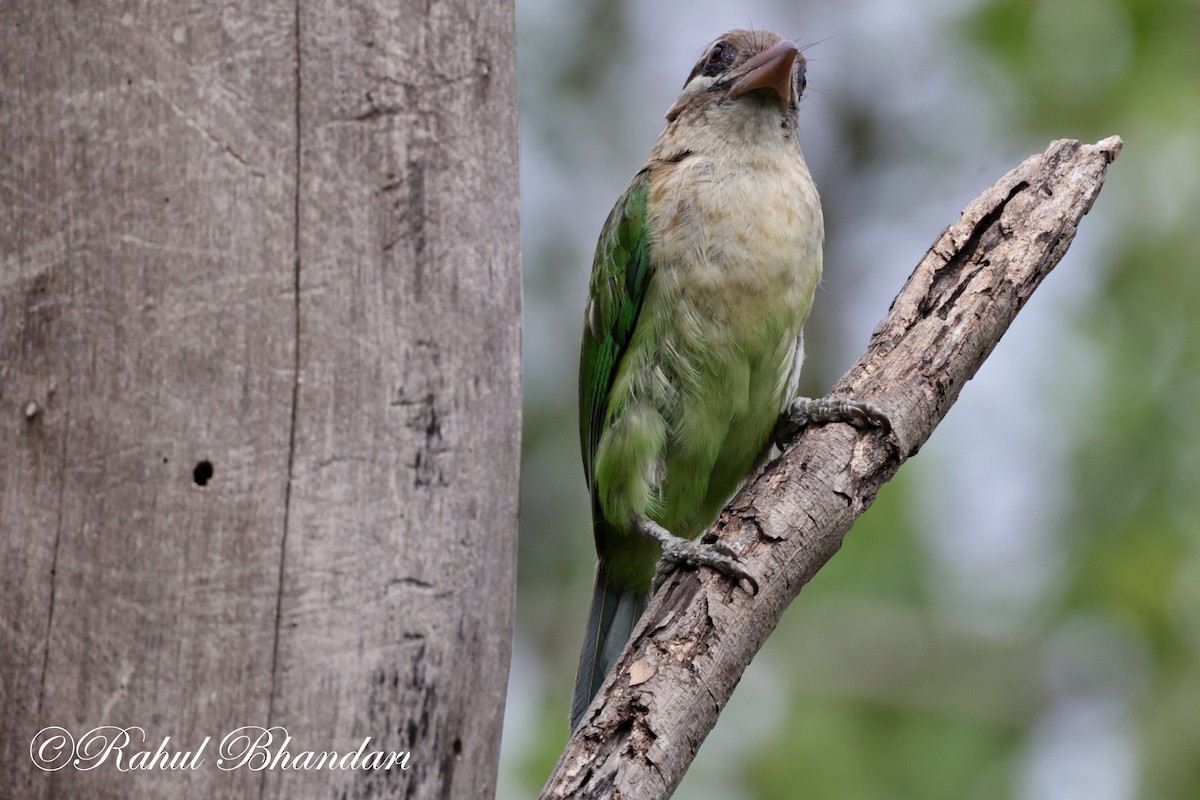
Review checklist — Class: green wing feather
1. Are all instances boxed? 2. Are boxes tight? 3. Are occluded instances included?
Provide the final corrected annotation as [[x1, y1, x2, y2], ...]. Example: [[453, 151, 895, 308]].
[[573, 172, 655, 728], [579, 170, 653, 491]]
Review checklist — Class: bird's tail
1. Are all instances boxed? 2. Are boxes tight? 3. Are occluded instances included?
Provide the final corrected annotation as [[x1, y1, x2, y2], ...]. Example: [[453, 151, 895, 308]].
[[570, 572, 649, 730]]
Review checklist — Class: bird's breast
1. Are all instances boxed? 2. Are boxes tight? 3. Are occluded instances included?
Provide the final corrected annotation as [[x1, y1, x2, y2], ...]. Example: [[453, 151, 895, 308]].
[[646, 147, 823, 335]]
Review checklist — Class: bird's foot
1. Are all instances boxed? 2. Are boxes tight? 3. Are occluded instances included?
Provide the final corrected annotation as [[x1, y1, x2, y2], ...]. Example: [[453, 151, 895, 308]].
[[773, 396, 891, 447], [639, 520, 758, 594]]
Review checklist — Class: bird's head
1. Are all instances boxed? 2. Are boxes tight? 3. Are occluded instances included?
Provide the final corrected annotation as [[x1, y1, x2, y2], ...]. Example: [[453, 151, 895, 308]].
[[666, 30, 805, 124]]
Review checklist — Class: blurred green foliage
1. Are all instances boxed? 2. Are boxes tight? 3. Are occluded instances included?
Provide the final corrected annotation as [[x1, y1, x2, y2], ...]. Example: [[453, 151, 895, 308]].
[[503, 0, 1200, 797]]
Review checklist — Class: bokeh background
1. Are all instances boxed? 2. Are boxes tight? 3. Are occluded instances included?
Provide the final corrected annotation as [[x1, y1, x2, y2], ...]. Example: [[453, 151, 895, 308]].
[[500, 0, 1200, 797]]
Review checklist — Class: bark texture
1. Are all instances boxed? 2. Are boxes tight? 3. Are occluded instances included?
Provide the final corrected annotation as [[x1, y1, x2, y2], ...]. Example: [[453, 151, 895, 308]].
[[541, 136, 1123, 800], [0, 2, 520, 799]]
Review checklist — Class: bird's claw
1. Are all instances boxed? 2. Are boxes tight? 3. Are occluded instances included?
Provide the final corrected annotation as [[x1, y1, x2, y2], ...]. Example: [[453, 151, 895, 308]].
[[774, 396, 891, 446], [651, 534, 759, 594], [838, 401, 890, 431], [639, 519, 758, 593]]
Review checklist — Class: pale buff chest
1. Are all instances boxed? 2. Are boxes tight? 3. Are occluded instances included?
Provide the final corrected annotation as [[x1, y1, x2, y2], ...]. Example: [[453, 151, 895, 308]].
[[643, 142, 824, 340]]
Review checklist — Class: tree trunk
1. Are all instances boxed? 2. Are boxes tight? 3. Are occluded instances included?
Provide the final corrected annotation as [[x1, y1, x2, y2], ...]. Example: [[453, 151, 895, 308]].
[[0, 3, 520, 799]]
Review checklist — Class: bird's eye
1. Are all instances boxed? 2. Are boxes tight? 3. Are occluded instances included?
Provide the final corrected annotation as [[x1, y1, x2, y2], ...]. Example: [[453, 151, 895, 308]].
[[795, 64, 808, 97], [700, 42, 731, 77]]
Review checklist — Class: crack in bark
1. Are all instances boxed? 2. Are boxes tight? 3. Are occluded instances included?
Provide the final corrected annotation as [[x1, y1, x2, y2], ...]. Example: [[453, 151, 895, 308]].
[[261, 5, 304, 799]]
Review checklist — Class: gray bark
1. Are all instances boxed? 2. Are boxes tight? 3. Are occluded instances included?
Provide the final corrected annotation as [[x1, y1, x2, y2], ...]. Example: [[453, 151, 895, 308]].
[[0, 2, 520, 799], [541, 137, 1123, 799]]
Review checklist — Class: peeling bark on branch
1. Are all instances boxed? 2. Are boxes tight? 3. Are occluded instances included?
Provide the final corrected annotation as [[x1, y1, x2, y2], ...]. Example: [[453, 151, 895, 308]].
[[541, 137, 1123, 800]]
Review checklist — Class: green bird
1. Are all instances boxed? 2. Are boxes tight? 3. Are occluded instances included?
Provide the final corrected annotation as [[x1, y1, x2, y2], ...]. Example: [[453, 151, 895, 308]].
[[572, 29, 887, 729]]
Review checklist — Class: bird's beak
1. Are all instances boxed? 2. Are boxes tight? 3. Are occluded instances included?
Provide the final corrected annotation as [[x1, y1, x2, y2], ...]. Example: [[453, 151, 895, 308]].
[[727, 40, 799, 111]]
